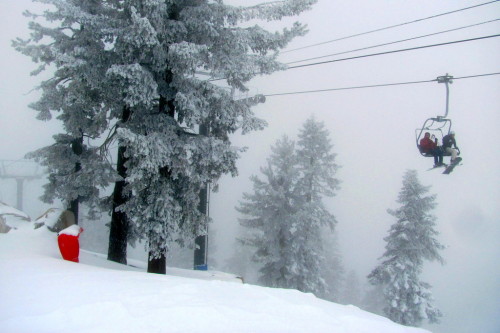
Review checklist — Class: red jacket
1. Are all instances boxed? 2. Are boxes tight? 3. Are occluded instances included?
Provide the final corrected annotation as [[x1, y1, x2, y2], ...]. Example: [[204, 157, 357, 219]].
[[420, 137, 437, 153]]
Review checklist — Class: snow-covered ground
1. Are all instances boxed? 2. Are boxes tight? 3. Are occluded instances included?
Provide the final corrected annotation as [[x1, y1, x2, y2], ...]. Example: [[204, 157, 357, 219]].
[[0, 209, 430, 333]]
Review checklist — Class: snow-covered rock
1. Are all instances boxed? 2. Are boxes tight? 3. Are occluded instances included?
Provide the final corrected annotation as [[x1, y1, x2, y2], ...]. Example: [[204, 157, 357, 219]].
[[34, 208, 75, 232], [0, 215, 10, 233], [0, 201, 31, 232]]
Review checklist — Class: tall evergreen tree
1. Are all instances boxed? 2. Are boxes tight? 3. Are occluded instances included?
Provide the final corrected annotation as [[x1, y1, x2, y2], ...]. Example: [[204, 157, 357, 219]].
[[14, 0, 137, 261], [238, 117, 340, 295], [296, 116, 340, 203], [293, 116, 340, 294], [15, 0, 316, 271], [368, 169, 444, 327], [238, 136, 302, 289], [16, 0, 118, 223]]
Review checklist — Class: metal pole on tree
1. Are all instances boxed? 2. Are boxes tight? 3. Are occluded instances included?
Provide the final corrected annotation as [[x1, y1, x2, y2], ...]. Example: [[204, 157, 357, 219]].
[[194, 122, 209, 271]]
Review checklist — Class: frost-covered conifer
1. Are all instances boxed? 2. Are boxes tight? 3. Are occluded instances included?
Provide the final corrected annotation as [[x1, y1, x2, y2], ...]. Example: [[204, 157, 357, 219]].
[[15, 0, 121, 222], [15, 0, 316, 271], [238, 117, 340, 296], [296, 116, 340, 202], [237, 136, 302, 289], [293, 116, 340, 294], [368, 170, 444, 327]]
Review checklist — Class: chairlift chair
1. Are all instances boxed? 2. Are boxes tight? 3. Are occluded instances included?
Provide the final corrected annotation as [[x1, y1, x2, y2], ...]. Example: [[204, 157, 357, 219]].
[[415, 74, 459, 158], [416, 117, 453, 157]]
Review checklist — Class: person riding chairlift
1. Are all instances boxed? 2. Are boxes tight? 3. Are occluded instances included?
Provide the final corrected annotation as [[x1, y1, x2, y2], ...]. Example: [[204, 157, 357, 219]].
[[420, 132, 444, 167], [442, 131, 459, 164]]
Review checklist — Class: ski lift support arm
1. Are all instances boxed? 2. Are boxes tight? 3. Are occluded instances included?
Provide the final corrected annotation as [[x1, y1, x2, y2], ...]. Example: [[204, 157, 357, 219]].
[[437, 74, 453, 119]]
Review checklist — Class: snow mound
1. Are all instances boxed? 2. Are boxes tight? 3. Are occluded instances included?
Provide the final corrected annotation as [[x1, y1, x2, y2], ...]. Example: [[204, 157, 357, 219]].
[[58, 224, 83, 236], [0, 201, 31, 221], [0, 201, 31, 232], [0, 223, 431, 333]]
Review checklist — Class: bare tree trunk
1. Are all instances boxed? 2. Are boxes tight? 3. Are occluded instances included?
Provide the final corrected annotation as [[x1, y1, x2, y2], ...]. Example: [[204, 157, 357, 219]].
[[147, 250, 167, 274], [69, 136, 83, 223], [107, 107, 130, 264]]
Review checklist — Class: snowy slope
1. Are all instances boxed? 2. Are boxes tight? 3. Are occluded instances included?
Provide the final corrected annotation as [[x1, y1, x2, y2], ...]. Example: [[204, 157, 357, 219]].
[[0, 221, 431, 333]]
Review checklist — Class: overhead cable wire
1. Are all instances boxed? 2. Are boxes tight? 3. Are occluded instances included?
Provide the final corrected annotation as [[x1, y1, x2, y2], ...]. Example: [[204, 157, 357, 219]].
[[286, 18, 500, 65], [454, 72, 500, 80], [263, 72, 500, 97], [207, 34, 500, 82], [287, 34, 500, 70], [264, 79, 436, 97], [282, 0, 500, 53]]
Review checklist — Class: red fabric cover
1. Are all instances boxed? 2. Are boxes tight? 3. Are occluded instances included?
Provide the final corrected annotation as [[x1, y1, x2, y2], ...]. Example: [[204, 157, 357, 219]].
[[58, 233, 81, 263]]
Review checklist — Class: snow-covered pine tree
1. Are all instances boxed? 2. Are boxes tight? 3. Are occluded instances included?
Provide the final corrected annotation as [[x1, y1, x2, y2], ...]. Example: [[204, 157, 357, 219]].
[[238, 117, 340, 295], [296, 116, 340, 203], [237, 136, 301, 289], [368, 169, 444, 327], [116, 0, 316, 273], [15, 0, 316, 271], [292, 116, 340, 294], [15, 0, 121, 223]]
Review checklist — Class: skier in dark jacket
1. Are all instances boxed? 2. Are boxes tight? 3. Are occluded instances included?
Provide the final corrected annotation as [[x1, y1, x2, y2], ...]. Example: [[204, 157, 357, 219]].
[[420, 132, 443, 167], [442, 131, 459, 163]]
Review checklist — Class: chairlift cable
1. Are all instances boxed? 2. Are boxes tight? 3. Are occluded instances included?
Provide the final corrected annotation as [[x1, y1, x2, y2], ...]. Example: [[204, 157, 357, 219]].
[[263, 72, 500, 97], [264, 79, 435, 97], [282, 0, 500, 53], [454, 72, 500, 80], [287, 34, 500, 70], [207, 34, 500, 82], [285, 18, 500, 65]]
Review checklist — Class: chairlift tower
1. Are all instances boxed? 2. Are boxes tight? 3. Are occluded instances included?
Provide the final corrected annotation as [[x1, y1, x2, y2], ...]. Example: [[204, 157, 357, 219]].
[[0, 160, 44, 211], [192, 82, 266, 270]]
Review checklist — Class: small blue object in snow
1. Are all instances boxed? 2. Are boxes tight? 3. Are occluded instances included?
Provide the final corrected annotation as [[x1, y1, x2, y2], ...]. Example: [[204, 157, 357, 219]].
[[194, 264, 208, 271]]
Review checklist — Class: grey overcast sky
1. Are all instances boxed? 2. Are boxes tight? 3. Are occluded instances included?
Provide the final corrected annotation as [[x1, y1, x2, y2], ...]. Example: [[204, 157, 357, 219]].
[[0, 1, 499, 333]]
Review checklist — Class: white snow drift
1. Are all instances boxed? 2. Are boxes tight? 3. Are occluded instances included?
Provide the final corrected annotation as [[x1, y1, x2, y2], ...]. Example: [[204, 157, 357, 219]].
[[0, 213, 430, 333]]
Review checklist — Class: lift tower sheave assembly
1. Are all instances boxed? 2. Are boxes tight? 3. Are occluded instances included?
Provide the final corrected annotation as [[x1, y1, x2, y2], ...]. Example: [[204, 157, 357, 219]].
[[0, 160, 44, 211]]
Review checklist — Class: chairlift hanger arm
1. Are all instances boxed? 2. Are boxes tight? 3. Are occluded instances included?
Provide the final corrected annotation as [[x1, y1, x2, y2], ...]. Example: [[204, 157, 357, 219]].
[[437, 74, 453, 118]]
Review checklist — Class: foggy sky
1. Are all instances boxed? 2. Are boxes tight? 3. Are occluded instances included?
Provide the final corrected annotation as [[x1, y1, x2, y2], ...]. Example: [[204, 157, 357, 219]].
[[0, 1, 499, 333]]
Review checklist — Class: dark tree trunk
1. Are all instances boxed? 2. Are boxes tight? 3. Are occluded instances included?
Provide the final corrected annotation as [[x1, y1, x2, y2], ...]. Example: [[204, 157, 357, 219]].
[[69, 198, 79, 225], [69, 136, 83, 223], [107, 107, 131, 265], [147, 250, 166, 274], [107, 145, 129, 264]]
